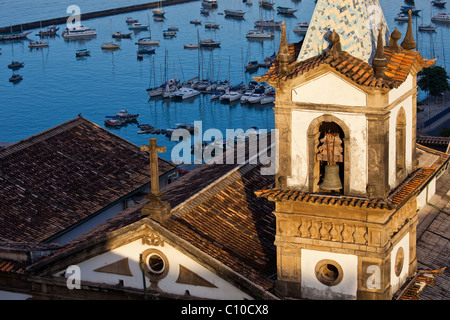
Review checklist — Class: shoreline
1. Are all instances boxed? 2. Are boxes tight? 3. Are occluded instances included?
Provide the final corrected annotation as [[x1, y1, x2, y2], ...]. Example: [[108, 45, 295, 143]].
[[0, 0, 198, 33]]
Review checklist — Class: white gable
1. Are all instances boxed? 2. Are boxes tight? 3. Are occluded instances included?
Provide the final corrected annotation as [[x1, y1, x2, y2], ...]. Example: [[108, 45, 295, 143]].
[[292, 72, 367, 107], [58, 235, 253, 300]]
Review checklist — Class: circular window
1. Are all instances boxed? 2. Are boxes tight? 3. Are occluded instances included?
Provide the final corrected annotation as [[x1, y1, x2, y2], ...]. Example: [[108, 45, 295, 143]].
[[141, 249, 169, 279], [395, 247, 404, 277], [148, 253, 165, 274], [315, 259, 344, 286]]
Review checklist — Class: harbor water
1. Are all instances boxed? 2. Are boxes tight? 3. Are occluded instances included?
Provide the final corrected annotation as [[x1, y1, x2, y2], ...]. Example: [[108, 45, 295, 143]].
[[1, 0, 449, 162]]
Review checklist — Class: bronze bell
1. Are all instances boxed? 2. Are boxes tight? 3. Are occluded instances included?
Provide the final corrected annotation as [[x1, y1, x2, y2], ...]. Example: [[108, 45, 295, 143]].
[[319, 163, 342, 192]]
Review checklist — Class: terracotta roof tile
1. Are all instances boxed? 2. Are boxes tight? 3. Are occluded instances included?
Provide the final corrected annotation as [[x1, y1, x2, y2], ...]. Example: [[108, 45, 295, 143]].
[[255, 167, 436, 210], [256, 43, 435, 89], [0, 117, 176, 243]]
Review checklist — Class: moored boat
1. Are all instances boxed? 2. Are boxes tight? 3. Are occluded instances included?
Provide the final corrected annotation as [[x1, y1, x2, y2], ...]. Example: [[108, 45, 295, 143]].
[[36, 26, 59, 37], [101, 42, 120, 50], [432, 12, 450, 22], [246, 29, 274, 39], [276, 6, 297, 15], [136, 37, 159, 46], [28, 40, 49, 48], [0, 31, 32, 41], [9, 74, 23, 82], [7, 61, 24, 69], [224, 9, 246, 17], [294, 22, 309, 34], [62, 25, 97, 40], [137, 47, 156, 54], [254, 19, 282, 28], [184, 43, 199, 49], [126, 17, 138, 24], [75, 49, 90, 57], [128, 23, 149, 30], [432, 0, 447, 8], [112, 31, 132, 39]]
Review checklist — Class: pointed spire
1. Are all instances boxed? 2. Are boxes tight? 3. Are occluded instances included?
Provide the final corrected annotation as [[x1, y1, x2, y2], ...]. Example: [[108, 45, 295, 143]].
[[276, 21, 292, 76], [373, 26, 387, 79], [389, 27, 402, 53], [401, 10, 416, 50]]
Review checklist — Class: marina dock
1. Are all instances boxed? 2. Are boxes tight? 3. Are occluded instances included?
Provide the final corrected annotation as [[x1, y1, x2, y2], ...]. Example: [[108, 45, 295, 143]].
[[0, 0, 198, 33]]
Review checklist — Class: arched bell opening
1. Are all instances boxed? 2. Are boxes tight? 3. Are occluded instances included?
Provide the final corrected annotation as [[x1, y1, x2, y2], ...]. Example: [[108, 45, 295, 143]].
[[307, 115, 350, 195], [317, 122, 345, 194]]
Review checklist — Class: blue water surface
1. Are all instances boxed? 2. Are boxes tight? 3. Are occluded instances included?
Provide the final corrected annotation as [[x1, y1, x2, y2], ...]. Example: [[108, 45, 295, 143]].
[[0, 0, 448, 161]]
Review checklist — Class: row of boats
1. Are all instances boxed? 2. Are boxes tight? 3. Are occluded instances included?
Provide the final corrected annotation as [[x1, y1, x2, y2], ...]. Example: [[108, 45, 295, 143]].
[[147, 78, 275, 105]]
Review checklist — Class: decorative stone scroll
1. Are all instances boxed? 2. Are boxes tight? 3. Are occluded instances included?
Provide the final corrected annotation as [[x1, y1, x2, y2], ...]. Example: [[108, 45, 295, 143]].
[[142, 233, 165, 247]]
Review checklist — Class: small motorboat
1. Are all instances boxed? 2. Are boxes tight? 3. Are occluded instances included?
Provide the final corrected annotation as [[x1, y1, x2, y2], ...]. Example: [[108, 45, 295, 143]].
[[9, 74, 23, 82], [245, 60, 259, 72], [126, 17, 138, 24], [190, 20, 202, 25], [294, 22, 309, 35], [112, 32, 132, 39], [36, 25, 59, 37], [276, 6, 297, 15], [184, 43, 199, 49], [7, 61, 24, 69], [205, 23, 220, 29], [76, 49, 90, 57], [136, 37, 159, 46], [137, 47, 156, 54], [163, 30, 176, 38], [128, 23, 149, 30], [101, 42, 120, 50], [28, 40, 49, 48]]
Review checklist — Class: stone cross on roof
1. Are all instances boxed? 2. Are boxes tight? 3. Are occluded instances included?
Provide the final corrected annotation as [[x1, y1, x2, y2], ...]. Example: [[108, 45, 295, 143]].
[[140, 138, 171, 221]]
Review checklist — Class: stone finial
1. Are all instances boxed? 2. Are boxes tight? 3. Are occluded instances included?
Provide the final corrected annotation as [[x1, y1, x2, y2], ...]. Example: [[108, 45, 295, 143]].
[[401, 10, 416, 50], [389, 27, 403, 53], [373, 26, 388, 79], [327, 30, 342, 59], [276, 21, 292, 76]]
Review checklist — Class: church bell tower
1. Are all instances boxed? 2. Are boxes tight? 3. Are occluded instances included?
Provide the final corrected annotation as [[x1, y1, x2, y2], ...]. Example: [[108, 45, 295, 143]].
[[255, 1, 435, 300]]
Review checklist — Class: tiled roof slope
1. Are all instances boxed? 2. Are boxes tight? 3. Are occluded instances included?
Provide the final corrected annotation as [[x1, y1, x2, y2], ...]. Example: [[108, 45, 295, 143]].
[[0, 116, 176, 243], [161, 164, 276, 290], [256, 45, 435, 89], [28, 141, 277, 292]]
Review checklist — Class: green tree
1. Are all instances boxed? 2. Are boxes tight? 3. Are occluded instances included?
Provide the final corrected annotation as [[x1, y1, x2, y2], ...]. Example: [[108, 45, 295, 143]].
[[418, 66, 449, 99]]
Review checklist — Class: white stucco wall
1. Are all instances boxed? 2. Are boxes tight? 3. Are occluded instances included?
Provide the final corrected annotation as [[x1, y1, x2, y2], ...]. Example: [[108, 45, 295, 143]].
[[288, 110, 368, 194], [59, 238, 252, 300], [389, 74, 413, 105], [301, 249, 358, 300], [292, 72, 367, 107], [390, 233, 410, 295], [416, 177, 436, 210], [388, 100, 413, 187]]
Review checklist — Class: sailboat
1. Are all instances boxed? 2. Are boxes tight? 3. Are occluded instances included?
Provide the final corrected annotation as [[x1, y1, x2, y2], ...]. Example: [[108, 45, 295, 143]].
[[136, 14, 159, 46], [153, 1, 165, 17], [419, 4, 437, 32], [103, 20, 120, 50]]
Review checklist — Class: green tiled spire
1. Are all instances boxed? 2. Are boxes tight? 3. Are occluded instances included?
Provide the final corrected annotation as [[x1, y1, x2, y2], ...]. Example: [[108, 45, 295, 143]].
[[298, 0, 390, 63]]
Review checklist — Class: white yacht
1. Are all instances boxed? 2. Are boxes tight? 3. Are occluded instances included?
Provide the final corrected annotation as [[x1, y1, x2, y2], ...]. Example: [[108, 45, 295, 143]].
[[136, 37, 159, 46], [246, 29, 274, 39], [220, 90, 243, 103], [202, 0, 218, 8], [172, 87, 201, 100], [240, 90, 254, 103], [431, 13, 450, 22], [62, 25, 97, 39]]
